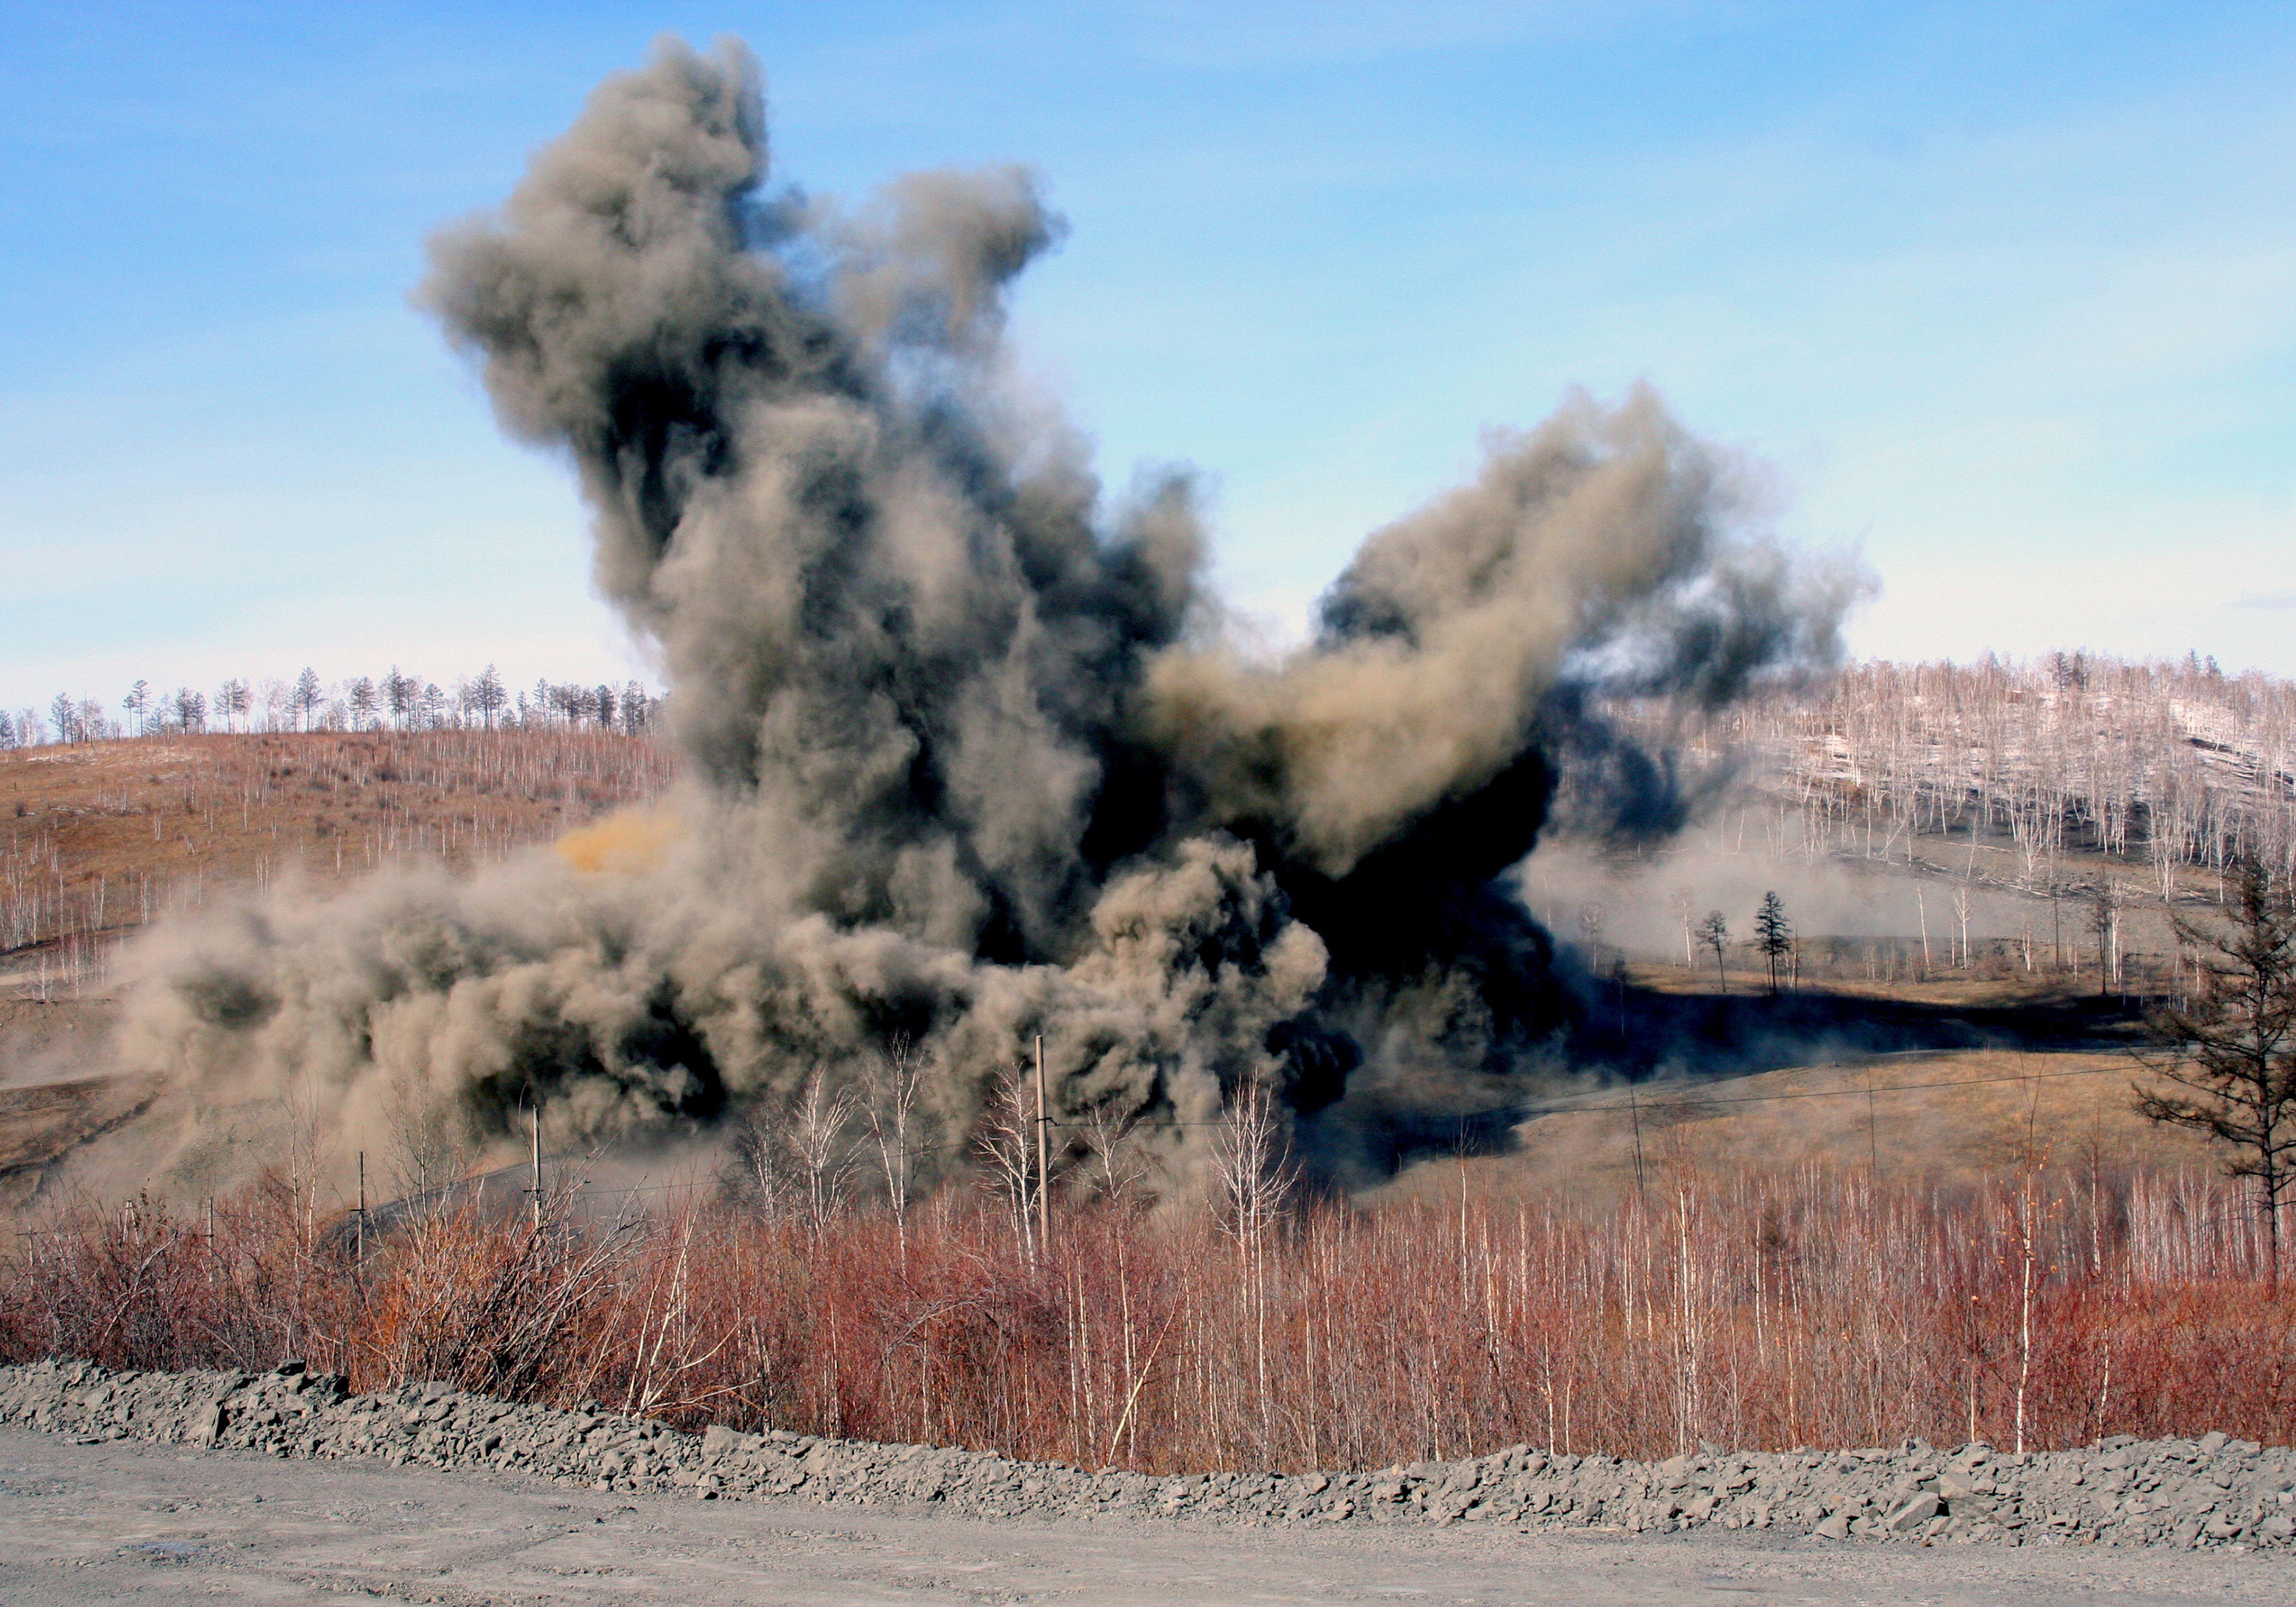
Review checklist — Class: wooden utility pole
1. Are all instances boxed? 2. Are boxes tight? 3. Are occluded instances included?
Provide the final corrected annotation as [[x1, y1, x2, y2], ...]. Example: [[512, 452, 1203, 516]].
[[1866, 1066, 1880, 1177], [1629, 1085, 1645, 1200], [1034, 1034, 1050, 1251], [529, 1103, 543, 1233]]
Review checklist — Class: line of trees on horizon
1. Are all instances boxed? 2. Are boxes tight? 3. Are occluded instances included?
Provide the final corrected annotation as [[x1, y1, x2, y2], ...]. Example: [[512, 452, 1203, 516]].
[[17, 647, 2296, 906], [3, 667, 664, 748]]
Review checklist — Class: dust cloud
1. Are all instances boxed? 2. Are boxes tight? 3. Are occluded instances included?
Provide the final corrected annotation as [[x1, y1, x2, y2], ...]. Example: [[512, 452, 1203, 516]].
[[118, 38, 1859, 1192]]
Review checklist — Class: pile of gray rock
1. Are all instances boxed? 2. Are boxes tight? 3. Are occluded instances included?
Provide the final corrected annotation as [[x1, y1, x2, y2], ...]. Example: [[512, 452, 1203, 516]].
[[4, 1359, 2290, 1550]]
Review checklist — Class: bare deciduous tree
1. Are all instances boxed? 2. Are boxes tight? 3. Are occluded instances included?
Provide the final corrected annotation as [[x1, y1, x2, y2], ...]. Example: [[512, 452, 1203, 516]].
[[1212, 1080, 1295, 1251], [789, 1069, 857, 1238], [1078, 1100, 1152, 1210], [1697, 910, 1730, 991], [973, 1060, 1039, 1260], [863, 1038, 935, 1266], [1575, 900, 1605, 972], [722, 1100, 799, 1224], [1211, 1080, 1295, 1451], [2089, 885, 2122, 995]]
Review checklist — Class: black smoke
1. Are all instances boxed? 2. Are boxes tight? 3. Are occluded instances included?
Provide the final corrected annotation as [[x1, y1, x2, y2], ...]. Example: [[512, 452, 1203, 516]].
[[121, 38, 1860, 1191]]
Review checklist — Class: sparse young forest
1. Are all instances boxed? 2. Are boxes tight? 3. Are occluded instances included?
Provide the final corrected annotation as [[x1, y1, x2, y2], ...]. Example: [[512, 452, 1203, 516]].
[[1546, 651, 2296, 997], [1652, 651, 2296, 888]]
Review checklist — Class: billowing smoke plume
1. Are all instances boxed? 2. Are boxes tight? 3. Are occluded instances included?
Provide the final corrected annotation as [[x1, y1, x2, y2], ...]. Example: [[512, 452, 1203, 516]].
[[121, 39, 1859, 1188]]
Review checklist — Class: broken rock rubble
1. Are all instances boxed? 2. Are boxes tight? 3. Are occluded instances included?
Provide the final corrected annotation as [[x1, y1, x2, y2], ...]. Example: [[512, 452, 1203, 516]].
[[4, 1359, 2291, 1550]]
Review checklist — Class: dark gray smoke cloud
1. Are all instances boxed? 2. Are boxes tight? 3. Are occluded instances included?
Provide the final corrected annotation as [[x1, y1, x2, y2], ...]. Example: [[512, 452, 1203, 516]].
[[120, 38, 1862, 1189]]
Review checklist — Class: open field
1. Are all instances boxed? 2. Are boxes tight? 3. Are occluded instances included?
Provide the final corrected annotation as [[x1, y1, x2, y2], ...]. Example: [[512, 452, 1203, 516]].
[[1388, 1046, 2218, 1207], [1391, 962, 2216, 1202], [0, 1068, 164, 1204], [0, 999, 112, 1091], [1624, 653, 2296, 902], [0, 727, 2249, 1210]]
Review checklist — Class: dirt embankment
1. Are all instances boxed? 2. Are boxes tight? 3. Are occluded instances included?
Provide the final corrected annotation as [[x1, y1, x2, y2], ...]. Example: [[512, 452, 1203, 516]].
[[0, 1000, 115, 1087], [0, 1001, 157, 1208], [6, 1359, 2291, 1553]]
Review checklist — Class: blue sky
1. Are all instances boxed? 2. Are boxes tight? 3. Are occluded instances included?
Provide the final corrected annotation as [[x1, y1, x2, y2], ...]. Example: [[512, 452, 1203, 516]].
[[3, 1, 2291, 723]]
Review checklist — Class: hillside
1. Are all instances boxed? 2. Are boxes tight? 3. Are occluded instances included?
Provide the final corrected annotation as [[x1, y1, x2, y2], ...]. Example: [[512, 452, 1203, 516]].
[[1616, 652, 2295, 907], [0, 728, 676, 997]]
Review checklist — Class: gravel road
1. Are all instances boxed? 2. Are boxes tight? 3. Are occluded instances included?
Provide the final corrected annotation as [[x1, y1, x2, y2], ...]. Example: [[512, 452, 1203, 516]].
[[6, 1427, 2293, 1606]]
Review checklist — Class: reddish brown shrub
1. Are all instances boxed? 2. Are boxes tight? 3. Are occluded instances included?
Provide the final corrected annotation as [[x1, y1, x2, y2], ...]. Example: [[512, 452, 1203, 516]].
[[6, 1163, 2290, 1471]]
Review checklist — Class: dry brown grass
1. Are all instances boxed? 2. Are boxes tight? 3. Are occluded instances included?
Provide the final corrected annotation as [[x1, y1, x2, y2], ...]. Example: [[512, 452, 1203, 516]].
[[1393, 1049, 2221, 1208]]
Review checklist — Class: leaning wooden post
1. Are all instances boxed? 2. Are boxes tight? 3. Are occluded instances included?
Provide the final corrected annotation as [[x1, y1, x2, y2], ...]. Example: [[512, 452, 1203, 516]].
[[1035, 1034, 1050, 1252], [1629, 1085, 1646, 1201], [529, 1102, 543, 1234]]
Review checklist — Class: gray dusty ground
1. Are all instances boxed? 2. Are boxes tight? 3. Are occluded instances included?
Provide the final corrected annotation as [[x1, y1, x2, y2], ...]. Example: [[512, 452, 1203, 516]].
[[5, 1429, 2291, 1606]]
